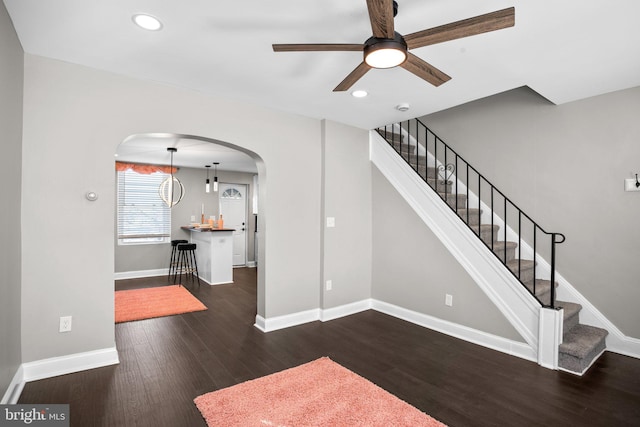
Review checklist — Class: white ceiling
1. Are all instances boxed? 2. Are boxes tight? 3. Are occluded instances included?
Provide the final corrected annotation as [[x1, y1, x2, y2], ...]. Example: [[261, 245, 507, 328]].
[[5, 0, 640, 169]]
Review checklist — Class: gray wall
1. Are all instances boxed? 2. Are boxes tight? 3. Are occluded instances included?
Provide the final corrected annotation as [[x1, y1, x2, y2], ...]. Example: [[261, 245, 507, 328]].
[[114, 166, 256, 274], [422, 86, 640, 338], [0, 2, 23, 397], [321, 120, 372, 308], [19, 54, 373, 363], [372, 168, 523, 341]]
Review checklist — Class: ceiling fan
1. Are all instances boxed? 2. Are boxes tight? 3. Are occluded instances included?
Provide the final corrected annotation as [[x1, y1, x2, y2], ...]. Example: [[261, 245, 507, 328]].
[[272, 0, 514, 91]]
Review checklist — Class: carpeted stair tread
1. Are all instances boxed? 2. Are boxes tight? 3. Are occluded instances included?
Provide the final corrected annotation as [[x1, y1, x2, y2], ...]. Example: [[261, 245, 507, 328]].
[[427, 178, 452, 190], [489, 240, 518, 251], [415, 165, 437, 179], [438, 193, 467, 210], [381, 131, 404, 142], [557, 300, 582, 320], [490, 241, 518, 262], [457, 208, 482, 226], [523, 279, 561, 306], [557, 300, 582, 334], [559, 324, 608, 359], [506, 259, 535, 270], [528, 279, 551, 294], [506, 259, 537, 284], [469, 224, 499, 233], [408, 156, 429, 165], [469, 224, 499, 242]]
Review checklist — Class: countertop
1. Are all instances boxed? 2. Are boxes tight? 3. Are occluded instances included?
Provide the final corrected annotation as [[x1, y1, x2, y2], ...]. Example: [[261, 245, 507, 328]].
[[181, 226, 235, 232]]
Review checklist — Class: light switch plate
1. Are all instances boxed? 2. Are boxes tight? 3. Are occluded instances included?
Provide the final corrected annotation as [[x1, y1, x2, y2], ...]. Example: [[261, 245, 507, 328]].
[[326, 217, 336, 228], [445, 294, 453, 307]]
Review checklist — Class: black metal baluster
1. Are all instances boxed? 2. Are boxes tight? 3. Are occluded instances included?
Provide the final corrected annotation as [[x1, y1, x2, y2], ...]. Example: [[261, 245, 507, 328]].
[[491, 187, 494, 252], [466, 164, 470, 224], [504, 198, 507, 264], [434, 137, 438, 196], [477, 174, 481, 238], [533, 226, 537, 297], [550, 235, 557, 309], [518, 211, 522, 280]]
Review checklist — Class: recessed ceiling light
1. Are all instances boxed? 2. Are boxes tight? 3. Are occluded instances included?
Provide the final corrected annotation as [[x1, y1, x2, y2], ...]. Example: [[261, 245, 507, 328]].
[[132, 14, 163, 31], [351, 90, 368, 98]]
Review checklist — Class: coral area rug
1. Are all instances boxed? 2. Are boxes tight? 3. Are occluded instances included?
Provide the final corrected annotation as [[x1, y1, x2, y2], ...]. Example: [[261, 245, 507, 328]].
[[194, 357, 447, 427], [115, 285, 207, 323]]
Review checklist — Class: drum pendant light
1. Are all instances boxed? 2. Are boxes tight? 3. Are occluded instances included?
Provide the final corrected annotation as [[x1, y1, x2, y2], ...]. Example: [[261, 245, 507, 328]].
[[213, 162, 219, 192], [205, 164, 211, 193]]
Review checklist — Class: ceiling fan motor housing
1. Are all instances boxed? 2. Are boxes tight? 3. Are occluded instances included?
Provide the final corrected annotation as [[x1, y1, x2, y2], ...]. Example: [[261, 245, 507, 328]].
[[364, 32, 408, 68]]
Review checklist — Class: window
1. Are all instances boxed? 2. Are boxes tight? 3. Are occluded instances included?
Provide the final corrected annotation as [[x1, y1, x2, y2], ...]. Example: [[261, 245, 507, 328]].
[[117, 169, 171, 245], [221, 188, 243, 199]]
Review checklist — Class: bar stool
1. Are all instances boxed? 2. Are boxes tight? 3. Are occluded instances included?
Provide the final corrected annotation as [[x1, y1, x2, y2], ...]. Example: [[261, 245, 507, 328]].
[[168, 240, 189, 282], [174, 243, 201, 287]]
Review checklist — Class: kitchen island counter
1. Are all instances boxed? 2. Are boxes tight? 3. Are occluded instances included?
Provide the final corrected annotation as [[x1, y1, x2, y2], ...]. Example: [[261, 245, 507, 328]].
[[181, 226, 234, 285]]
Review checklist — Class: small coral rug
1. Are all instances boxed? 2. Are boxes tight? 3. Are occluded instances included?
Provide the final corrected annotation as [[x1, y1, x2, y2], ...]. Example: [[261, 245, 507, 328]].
[[194, 357, 447, 427], [115, 285, 206, 323]]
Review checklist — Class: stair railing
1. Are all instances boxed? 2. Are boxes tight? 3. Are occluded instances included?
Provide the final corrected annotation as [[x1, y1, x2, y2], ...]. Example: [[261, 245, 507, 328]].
[[377, 118, 565, 308]]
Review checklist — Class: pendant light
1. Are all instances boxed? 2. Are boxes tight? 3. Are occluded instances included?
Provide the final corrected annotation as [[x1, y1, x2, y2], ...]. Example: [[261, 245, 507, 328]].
[[205, 165, 211, 193], [213, 162, 219, 192], [159, 147, 185, 207]]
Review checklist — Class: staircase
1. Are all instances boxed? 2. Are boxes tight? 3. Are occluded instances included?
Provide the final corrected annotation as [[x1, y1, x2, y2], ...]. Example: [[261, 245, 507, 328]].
[[376, 123, 608, 375]]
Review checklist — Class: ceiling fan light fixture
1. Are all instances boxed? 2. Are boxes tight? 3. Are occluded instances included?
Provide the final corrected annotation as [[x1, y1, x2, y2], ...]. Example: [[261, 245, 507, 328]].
[[364, 34, 407, 69], [365, 47, 406, 68]]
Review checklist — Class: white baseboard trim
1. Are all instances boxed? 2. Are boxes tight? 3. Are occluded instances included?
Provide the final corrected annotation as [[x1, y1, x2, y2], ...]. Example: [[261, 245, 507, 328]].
[[245, 261, 257, 268], [371, 300, 537, 363], [253, 298, 536, 363], [2, 347, 119, 404], [254, 309, 320, 332], [255, 300, 374, 332], [22, 347, 120, 383], [115, 269, 168, 280], [320, 300, 372, 322], [1, 365, 24, 404], [606, 335, 640, 359]]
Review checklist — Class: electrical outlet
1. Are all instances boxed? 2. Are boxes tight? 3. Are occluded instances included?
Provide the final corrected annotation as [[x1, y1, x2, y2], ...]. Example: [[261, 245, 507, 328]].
[[59, 316, 72, 333], [190, 215, 196, 222], [326, 217, 336, 228], [445, 294, 453, 307], [326, 280, 332, 291]]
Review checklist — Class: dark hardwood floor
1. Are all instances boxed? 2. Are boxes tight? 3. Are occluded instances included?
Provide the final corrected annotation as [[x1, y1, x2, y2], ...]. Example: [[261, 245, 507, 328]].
[[19, 268, 640, 426]]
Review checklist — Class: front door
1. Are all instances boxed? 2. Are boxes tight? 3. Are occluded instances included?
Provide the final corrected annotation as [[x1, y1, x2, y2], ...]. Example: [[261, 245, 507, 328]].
[[219, 183, 247, 266]]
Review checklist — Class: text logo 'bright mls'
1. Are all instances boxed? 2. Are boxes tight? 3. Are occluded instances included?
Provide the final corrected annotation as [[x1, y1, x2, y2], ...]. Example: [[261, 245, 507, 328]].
[[0, 405, 69, 426]]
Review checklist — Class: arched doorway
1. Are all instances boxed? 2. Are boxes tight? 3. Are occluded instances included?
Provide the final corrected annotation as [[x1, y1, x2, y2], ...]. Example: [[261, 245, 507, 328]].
[[114, 132, 266, 320]]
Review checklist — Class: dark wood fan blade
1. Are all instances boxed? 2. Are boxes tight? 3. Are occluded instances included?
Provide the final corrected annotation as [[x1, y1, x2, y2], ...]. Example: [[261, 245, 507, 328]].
[[366, 0, 395, 38], [272, 44, 364, 52], [333, 62, 372, 92], [400, 53, 451, 87], [404, 7, 515, 50]]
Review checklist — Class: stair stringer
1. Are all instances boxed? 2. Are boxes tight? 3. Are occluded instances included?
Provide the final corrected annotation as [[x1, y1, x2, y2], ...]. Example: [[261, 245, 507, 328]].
[[371, 131, 539, 361]]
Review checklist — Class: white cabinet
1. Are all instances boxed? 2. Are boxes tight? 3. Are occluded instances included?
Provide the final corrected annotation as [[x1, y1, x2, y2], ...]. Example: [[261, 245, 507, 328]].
[[186, 229, 234, 285]]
